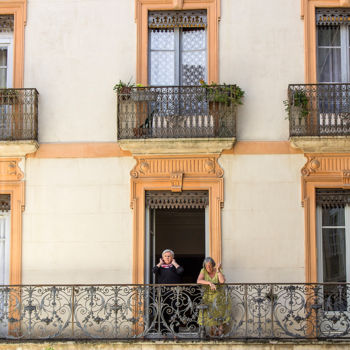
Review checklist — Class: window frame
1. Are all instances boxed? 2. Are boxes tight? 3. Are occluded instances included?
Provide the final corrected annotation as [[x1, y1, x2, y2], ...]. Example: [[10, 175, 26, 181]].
[[135, 0, 220, 85]]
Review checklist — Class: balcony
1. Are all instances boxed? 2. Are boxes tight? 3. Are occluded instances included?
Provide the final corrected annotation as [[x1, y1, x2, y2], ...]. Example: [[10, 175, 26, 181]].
[[117, 86, 238, 155], [288, 83, 350, 152], [1, 283, 350, 340], [0, 88, 39, 156]]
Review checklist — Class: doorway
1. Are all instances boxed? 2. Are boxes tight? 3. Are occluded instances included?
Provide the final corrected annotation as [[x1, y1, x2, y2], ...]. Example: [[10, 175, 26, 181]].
[[145, 191, 208, 284]]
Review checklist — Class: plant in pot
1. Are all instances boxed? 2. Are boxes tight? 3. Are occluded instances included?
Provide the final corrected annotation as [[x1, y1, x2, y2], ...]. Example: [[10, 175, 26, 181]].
[[199, 80, 244, 109], [113, 79, 135, 100], [284, 89, 309, 134]]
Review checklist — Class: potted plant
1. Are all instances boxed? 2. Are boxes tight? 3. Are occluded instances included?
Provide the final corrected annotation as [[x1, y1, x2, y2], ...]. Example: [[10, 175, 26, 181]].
[[199, 80, 245, 109], [113, 79, 135, 100]]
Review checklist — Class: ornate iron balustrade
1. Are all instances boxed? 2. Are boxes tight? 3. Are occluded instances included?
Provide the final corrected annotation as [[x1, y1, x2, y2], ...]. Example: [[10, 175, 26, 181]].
[[1, 283, 350, 340], [288, 83, 350, 137], [0, 88, 38, 141], [117, 86, 237, 139]]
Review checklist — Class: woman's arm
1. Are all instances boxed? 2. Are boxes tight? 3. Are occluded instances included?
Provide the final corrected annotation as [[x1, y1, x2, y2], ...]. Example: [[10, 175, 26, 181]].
[[217, 263, 225, 284], [197, 271, 216, 290]]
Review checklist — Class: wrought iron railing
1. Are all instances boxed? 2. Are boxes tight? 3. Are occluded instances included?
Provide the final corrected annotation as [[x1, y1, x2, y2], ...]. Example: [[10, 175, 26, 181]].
[[0, 88, 38, 141], [288, 83, 350, 137], [117, 86, 237, 139], [2, 283, 350, 340]]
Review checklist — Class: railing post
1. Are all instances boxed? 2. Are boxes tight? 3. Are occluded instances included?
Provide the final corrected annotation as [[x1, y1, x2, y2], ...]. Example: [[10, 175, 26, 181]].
[[244, 284, 248, 339]]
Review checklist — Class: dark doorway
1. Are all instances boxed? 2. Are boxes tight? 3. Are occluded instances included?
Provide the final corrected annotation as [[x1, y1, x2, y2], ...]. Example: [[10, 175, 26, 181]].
[[148, 208, 205, 284]]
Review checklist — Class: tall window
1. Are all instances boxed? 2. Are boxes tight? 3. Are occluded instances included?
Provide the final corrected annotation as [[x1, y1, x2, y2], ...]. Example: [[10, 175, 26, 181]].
[[317, 8, 350, 82], [317, 189, 350, 311], [0, 15, 13, 88], [148, 10, 207, 86]]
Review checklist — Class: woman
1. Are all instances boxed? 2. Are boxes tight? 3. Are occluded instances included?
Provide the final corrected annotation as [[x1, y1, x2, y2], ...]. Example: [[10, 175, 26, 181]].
[[197, 257, 229, 336], [152, 249, 184, 284], [152, 249, 184, 335]]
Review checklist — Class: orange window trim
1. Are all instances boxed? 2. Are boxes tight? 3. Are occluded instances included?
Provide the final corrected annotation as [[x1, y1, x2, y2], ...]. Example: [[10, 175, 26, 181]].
[[302, 0, 350, 83], [302, 153, 350, 283], [0, 0, 26, 88], [135, 0, 220, 85], [0, 158, 25, 285]]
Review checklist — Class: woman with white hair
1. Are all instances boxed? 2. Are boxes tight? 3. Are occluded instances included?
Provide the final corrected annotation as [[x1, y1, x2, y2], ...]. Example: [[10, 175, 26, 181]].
[[152, 249, 184, 284]]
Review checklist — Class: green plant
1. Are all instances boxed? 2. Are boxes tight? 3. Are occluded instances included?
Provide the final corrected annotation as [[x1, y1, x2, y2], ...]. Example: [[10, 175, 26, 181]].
[[113, 79, 135, 95], [199, 80, 245, 106], [284, 89, 309, 119]]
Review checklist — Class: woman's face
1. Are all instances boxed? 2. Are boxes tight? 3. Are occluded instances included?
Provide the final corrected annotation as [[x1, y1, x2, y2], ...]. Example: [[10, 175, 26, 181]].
[[205, 262, 214, 273], [162, 252, 173, 264]]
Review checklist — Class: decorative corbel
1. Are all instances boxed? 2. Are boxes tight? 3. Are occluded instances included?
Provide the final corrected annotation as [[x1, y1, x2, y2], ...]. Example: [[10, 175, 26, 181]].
[[172, 0, 184, 10], [170, 172, 183, 192], [343, 171, 350, 186]]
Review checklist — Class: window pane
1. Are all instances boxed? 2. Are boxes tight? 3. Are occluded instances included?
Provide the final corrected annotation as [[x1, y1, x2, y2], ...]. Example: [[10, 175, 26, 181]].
[[182, 28, 205, 50], [150, 51, 175, 86], [318, 26, 340, 46], [322, 228, 346, 282], [322, 207, 345, 226], [317, 47, 341, 82], [182, 51, 206, 86], [0, 68, 6, 88], [0, 48, 7, 67], [150, 29, 174, 50]]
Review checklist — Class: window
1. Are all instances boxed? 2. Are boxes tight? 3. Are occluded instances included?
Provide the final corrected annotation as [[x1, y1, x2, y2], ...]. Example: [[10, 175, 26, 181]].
[[317, 189, 350, 311], [148, 10, 207, 86], [0, 15, 13, 88], [316, 8, 350, 82]]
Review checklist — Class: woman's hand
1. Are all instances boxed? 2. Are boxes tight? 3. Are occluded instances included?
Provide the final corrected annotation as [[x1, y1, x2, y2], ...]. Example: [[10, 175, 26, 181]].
[[217, 263, 222, 271], [172, 259, 180, 269], [209, 282, 216, 291], [157, 258, 163, 267]]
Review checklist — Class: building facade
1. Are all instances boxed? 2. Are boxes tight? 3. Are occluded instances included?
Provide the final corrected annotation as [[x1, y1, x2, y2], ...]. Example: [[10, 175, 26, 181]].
[[1, 0, 350, 343]]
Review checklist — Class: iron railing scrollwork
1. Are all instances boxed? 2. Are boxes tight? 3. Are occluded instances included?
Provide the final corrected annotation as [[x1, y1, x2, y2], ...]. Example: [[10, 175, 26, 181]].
[[0, 88, 39, 141], [2, 283, 350, 340], [117, 86, 237, 139], [288, 83, 350, 137]]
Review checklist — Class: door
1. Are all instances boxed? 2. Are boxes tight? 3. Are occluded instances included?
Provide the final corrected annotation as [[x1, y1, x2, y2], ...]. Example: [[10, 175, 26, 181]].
[[316, 193, 350, 336]]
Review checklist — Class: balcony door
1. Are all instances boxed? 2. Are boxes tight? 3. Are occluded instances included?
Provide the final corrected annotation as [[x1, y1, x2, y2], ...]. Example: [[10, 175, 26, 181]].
[[316, 9, 350, 133], [148, 10, 207, 86], [316, 189, 350, 335]]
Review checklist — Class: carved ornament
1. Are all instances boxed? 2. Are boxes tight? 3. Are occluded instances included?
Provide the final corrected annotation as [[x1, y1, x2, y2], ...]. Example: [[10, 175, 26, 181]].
[[0, 158, 24, 181], [170, 172, 183, 192], [130, 155, 224, 179]]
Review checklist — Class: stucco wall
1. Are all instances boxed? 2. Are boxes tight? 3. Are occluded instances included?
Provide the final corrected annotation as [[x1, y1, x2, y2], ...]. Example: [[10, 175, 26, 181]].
[[20, 154, 306, 284], [23, 0, 303, 143], [220, 154, 306, 283], [22, 157, 135, 284]]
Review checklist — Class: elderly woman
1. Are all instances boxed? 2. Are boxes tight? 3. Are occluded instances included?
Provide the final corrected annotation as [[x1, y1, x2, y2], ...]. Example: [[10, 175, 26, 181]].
[[152, 249, 184, 335], [197, 257, 229, 336], [152, 249, 184, 284]]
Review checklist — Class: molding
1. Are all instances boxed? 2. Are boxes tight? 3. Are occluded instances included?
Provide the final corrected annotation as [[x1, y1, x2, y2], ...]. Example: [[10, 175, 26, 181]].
[[0, 140, 38, 157], [303, 0, 350, 83], [0, 0, 27, 88], [119, 138, 235, 155], [135, 0, 220, 84], [0, 157, 25, 285], [131, 154, 224, 284], [301, 153, 350, 283], [27, 142, 132, 158], [290, 136, 350, 153], [24, 141, 304, 158]]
